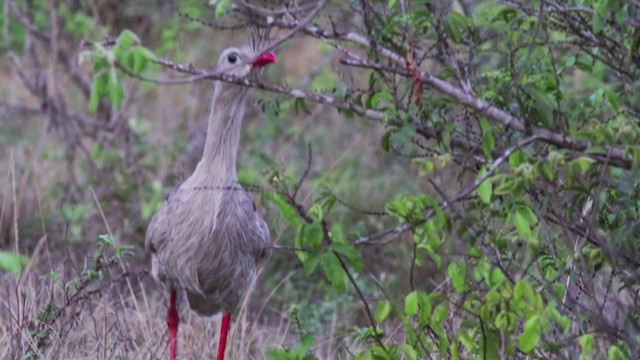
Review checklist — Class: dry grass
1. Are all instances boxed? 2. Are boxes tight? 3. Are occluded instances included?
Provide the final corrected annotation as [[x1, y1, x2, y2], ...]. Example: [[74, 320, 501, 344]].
[[0, 268, 292, 359]]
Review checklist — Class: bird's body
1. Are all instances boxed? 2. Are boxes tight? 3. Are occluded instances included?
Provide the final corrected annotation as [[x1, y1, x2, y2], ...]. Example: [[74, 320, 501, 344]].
[[147, 176, 270, 315], [146, 83, 271, 316], [145, 37, 276, 360]]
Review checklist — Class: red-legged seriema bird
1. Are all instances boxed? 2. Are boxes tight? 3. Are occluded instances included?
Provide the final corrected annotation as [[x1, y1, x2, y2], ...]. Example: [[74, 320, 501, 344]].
[[145, 31, 276, 360]]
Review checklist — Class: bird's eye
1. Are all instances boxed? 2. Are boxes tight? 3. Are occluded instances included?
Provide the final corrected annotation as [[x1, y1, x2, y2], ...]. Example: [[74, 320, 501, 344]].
[[227, 54, 238, 64]]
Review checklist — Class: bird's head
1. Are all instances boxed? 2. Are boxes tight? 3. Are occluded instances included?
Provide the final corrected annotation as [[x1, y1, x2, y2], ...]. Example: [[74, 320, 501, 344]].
[[216, 27, 277, 78], [216, 47, 277, 77], [218, 27, 276, 77]]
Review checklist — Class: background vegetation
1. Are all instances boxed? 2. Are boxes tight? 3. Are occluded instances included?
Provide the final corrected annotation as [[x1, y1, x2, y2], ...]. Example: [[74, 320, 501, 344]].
[[1, 0, 640, 359]]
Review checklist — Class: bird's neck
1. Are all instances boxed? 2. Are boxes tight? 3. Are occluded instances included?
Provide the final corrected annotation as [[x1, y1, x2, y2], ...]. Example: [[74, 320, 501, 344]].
[[195, 83, 248, 184]]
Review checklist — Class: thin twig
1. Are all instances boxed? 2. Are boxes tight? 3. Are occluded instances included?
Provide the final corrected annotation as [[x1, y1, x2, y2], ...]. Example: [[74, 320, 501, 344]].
[[330, 192, 387, 217], [293, 144, 312, 199]]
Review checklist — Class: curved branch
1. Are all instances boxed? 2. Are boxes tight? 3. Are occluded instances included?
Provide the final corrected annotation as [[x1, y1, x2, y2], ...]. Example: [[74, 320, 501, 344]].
[[143, 57, 387, 122], [338, 57, 633, 169]]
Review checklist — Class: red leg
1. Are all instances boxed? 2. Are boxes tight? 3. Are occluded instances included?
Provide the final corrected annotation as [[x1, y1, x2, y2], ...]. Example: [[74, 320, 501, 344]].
[[167, 288, 179, 360], [216, 313, 232, 360]]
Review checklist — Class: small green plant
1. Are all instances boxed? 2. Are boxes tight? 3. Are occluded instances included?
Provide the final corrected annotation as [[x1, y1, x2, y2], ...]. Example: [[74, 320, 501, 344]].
[[0, 251, 29, 274], [80, 29, 156, 111], [266, 306, 318, 360]]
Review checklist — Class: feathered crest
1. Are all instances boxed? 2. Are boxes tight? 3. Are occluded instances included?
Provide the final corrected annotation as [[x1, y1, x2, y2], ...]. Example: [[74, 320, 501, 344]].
[[245, 26, 271, 54]]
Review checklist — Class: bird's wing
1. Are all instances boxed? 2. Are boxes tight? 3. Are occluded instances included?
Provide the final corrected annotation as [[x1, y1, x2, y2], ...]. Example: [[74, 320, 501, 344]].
[[145, 199, 171, 286], [144, 184, 180, 254], [145, 203, 166, 254], [236, 190, 272, 262], [254, 212, 272, 262], [146, 185, 207, 290]]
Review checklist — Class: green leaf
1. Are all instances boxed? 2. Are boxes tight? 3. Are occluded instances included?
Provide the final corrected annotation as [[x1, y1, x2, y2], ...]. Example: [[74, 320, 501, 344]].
[[266, 335, 315, 359], [272, 192, 300, 226], [109, 68, 124, 109], [459, 329, 476, 352], [514, 280, 535, 302], [590, 88, 605, 107], [542, 163, 555, 181], [370, 90, 392, 108], [400, 344, 418, 360], [480, 329, 501, 359], [417, 291, 432, 326], [437, 327, 449, 357], [136, 46, 156, 61], [418, 243, 442, 269], [509, 150, 525, 168], [592, 6, 605, 34], [116, 29, 140, 48], [518, 315, 542, 353], [0, 251, 29, 273], [494, 178, 516, 195], [476, 168, 492, 204], [575, 60, 593, 72], [604, 89, 621, 112], [264, 348, 286, 359], [447, 261, 466, 293], [568, 157, 595, 179], [564, 55, 576, 67], [98, 234, 116, 246], [491, 268, 506, 286], [294, 228, 306, 262], [131, 48, 148, 73], [380, 129, 396, 152], [519, 207, 538, 225], [308, 203, 323, 222], [331, 242, 363, 271], [482, 132, 496, 157], [405, 291, 419, 316], [330, 222, 347, 243], [302, 222, 323, 251], [214, 0, 232, 17], [302, 251, 325, 276], [592, 16, 603, 34], [432, 304, 448, 324], [298, 335, 315, 353], [374, 300, 392, 323], [547, 305, 570, 333], [321, 254, 346, 292], [513, 279, 544, 312], [293, 98, 311, 115], [608, 345, 628, 360], [114, 45, 127, 65], [450, 340, 461, 360], [446, 12, 470, 44], [89, 71, 109, 111], [388, 0, 398, 9], [525, 85, 554, 126], [495, 311, 510, 330], [579, 334, 593, 360], [513, 211, 532, 239]]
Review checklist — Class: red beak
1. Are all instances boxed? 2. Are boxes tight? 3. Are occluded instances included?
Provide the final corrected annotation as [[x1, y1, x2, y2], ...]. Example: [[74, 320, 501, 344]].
[[251, 51, 277, 68]]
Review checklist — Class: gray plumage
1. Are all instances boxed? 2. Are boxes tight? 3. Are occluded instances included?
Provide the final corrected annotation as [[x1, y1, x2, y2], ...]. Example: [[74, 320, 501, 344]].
[[146, 42, 272, 316]]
